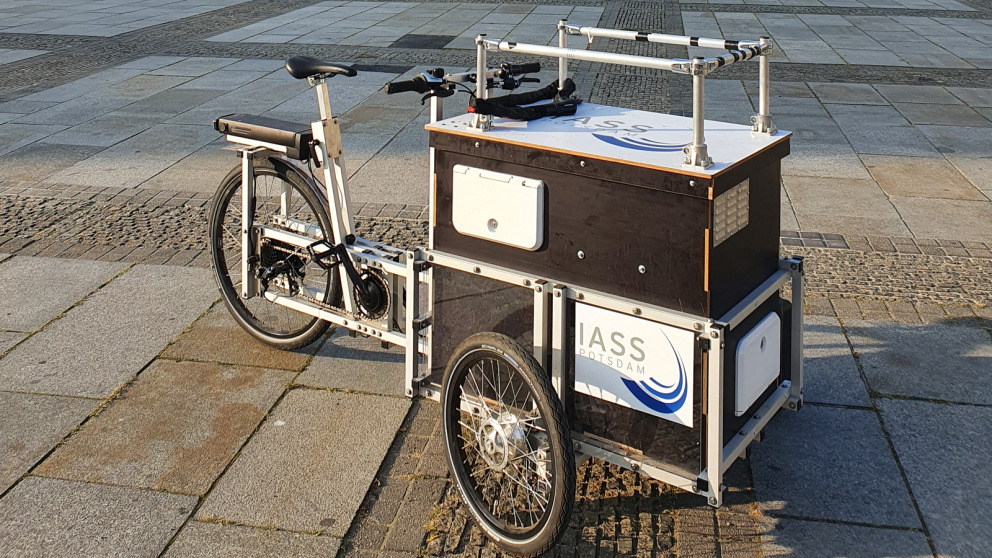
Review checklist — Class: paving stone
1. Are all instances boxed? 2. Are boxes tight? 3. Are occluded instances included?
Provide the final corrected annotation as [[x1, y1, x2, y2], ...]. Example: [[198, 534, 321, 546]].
[[0, 331, 27, 353], [0, 264, 215, 398], [0, 476, 195, 558], [196, 389, 409, 537], [861, 153, 984, 200], [809, 82, 887, 105], [0, 392, 94, 494], [895, 102, 991, 127], [918, 124, 992, 158], [801, 316, 871, 407], [759, 516, 930, 557], [751, 405, 920, 528], [892, 197, 992, 243], [845, 320, 992, 404], [34, 360, 293, 496], [164, 521, 342, 557], [0, 143, 104, 183], [297, 329, 405, 396], [161, 305, 318, 372], [879, 399, 992, 558], [947, 86, 992, 107], [0, 256, 125, 332]]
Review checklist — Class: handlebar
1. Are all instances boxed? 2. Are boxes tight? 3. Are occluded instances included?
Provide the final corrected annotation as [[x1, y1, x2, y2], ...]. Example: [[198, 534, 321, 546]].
[[383, 62, 541, 95], [384, 75, 430, 95], [503, 62, 541, 75]]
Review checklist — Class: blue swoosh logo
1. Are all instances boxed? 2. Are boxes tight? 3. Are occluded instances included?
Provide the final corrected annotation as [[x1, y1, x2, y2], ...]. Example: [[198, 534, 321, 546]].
[[593, 133, 688, 152], [619, 331, 689, 415]]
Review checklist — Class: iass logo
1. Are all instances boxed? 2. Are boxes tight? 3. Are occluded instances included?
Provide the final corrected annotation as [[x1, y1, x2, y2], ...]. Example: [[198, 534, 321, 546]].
[[574, 303, 695, 427], [554, 115, 689, 153]]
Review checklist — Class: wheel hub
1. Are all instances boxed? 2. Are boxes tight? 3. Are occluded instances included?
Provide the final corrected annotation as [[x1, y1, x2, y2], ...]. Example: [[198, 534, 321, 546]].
[[477, 413, 527, 470]]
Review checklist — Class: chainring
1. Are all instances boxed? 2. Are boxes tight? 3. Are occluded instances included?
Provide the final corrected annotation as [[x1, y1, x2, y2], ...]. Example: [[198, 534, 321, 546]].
[[353, 270, 390, 321]]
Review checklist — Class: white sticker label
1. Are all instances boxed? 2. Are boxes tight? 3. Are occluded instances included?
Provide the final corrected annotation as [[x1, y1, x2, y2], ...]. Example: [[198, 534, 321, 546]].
[[574, 303, 695, 427]]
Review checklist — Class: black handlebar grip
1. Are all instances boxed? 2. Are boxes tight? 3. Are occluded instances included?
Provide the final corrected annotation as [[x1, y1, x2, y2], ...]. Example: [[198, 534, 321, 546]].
[[384, 75, 429, 94], [505, 62, 541, 75]]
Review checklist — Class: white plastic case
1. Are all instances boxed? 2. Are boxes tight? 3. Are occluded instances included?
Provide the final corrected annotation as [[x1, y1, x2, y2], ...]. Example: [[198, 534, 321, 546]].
[[451, 164, 545, 251]]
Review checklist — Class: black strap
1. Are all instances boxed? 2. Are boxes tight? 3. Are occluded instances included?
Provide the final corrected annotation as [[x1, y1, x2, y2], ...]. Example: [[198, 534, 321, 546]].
[[469, 78, 582, 121]]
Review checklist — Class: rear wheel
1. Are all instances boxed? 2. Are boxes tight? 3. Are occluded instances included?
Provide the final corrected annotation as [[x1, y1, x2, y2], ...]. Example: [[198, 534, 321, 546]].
[[208, 156, 338, 349], [441, 333, 574, 557]]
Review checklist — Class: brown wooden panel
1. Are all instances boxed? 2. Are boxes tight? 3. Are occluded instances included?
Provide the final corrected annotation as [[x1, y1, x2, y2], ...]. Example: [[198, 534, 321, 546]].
[[434, 148, 711, 316]]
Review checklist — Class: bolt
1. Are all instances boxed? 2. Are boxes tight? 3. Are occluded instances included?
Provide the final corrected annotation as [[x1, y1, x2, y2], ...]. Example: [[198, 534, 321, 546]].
[[428, 255, 434, 262], [708, 497, 718, 506], [689, 180, 696, 187], [691, 483, 698, 492], [475, 142, 480, 148], [523, 279, 531, 286], [577, 293, 584, 300], [631, 463, 640, 472], [535, 286, 542, 293], [555, 291, 561, 298], [580, 160, 586, 167], [473, 266, 481, 273], [638, 265, 646, 274], [710, 331, 719, 339], [577, 250, 585, 259], [633, 308, 642, 315], [694, 323, 703, 331], [426, 390, 432, 397], [572, 440, 581, 451], [407, 388, 413, 395]]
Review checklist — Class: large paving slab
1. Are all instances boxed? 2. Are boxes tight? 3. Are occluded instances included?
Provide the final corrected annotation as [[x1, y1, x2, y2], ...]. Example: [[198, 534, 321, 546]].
[[0, 476, 195, 558], [861, 153, 985, 200], [892, 197, 992, 241], [162, 305, 319, 372], [801, 316, 871, 407], [164, 521, 341, 557], [34, 360, 294, 496], [0, 256, 125, 332], [0, 264, 216, 398], [759, 516, 931, 557], [196, 389, 409, 537], [879, 398, 992, 558], [751, 405, 920, 528], [0, 392, 95, 494], [845, 320, 992, 404], [297, 329, 405, 396], [0, 331, 27, 354]]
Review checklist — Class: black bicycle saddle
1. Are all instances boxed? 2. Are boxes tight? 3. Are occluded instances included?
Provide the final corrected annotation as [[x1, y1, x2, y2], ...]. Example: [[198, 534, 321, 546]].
[[285, 56, 357, 79]]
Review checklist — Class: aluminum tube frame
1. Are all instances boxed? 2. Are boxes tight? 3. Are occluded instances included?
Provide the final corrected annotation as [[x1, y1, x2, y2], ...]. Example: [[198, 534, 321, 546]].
[[485, 39, 679, 72], [263, 291, 408, 347], [718, 267, 791, 331], [533, 280, 551, 376], [472, 35, 491, 130], [558, 20, 568, 92], [240, 147, 262, 299], [786, 257, 804, 409], [551, 284, 568, 399], [566, 24, 761, 51], [751, 36, 777, 135], [722, 380, 790, 470], [684, 71, 713, 169]]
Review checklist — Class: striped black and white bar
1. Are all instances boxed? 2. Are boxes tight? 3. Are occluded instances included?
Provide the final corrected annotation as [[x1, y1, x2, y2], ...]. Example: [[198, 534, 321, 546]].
[[562, 24, 768, 53]]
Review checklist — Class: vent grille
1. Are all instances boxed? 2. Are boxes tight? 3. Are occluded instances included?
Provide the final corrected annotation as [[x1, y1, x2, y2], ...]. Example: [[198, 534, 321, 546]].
[[713, 179, 750, 247]]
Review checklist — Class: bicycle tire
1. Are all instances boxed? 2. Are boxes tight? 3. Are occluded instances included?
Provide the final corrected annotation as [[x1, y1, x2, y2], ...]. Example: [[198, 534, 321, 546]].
[[441, 332, 574, 557], [208, 155, 339, 349]]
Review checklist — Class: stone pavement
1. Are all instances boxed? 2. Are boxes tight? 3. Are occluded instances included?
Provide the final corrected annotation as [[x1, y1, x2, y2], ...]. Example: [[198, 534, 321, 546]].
[[1, 0, 991, 557]]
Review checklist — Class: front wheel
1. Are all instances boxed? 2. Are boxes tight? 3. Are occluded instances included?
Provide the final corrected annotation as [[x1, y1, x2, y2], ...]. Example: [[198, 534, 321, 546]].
[[441, 333, 574, 557], [208, 156, 339, 349]]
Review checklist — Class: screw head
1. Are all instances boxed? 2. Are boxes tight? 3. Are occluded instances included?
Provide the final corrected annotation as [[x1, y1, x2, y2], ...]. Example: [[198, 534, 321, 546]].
[[633, 308, 642, 315], [523, 279, 531, 286], [577, 250, 585, 259], [473, 266, 481, 273], [689, 180, 696, 187], [710, 331, 719, 339], [535, 286, 542, 293], [580, 160, 586, 167], [474, 142, 480, 148], [638, 265, 646, 274], [694, 323, 703, 331], [708, 497, 718, 506], [555, 291, 561, 298]]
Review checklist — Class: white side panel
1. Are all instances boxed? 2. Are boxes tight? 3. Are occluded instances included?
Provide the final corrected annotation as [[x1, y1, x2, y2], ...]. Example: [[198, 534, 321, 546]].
[[735, 312, 781, 416], [574, 303, 695, 428], [451, 165, 544, 251]]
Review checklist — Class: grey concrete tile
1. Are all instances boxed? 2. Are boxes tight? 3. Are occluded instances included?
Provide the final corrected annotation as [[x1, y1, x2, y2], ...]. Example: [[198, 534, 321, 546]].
[[801, 316, 871, 407], [0, 392, 94, 494], [0, 331, 27, 353], [114, 88, 227, 118], [161, 305, 318, 372], [947, 155, 992, 191], [835, 48, 908, 66], [895, 102, 991, 127], [759, 516, 931, 557], [137, 141, 234, 194], [874, 84, 962, 105], [751, 405, 920, 527], [893, 197, 992, 242], [0, 142, 103, 183], [348, 114, 429, 206], [297, 329, 405, 396], [34, 360, 293, 496], [919, 124, 992, 158], [20, 68, 146, 103], [0, 256, 125, 332], [196, 390, 409, 536], [164, 521, 340, 557], [0, 49, 48, 65], [847, 125, 939, 157], [0, 264, 216, 398], [879, 399, 992, 558], [150, 57, 240, 77], [0, 99, 57, 115], [846, 320, 992, 403], [784, 175, 895, 218], [861, 153, 985, 200], [782, 143, 873, 180], [0, 477, 195, 557], [38, 113, 159, 148], [0, 123, 67, 156], [115, 56, 187, 70], [947, 86, 992, 107]]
